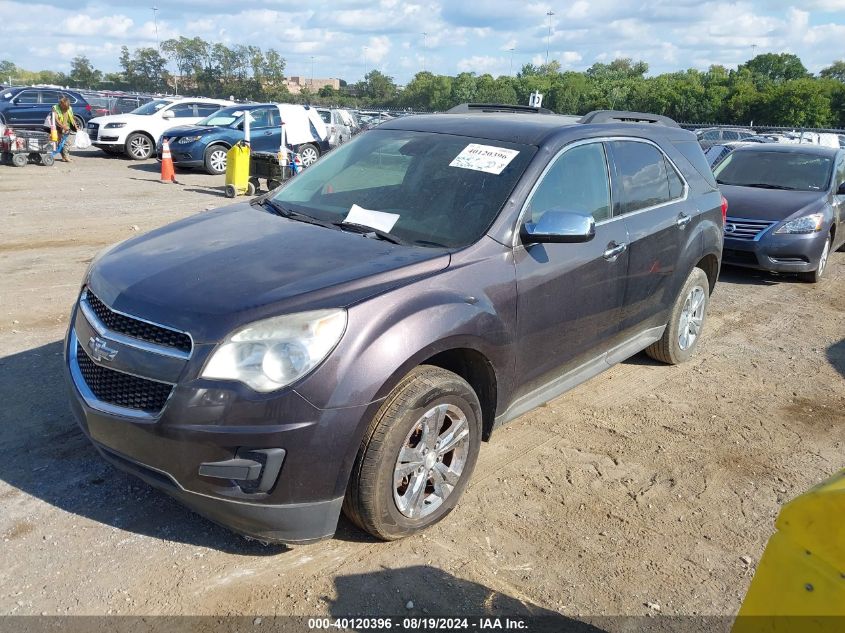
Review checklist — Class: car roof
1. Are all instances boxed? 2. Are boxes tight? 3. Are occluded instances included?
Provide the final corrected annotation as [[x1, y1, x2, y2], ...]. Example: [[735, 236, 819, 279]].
[[732, 143, 840, 158], [379, 112, 692, 147]]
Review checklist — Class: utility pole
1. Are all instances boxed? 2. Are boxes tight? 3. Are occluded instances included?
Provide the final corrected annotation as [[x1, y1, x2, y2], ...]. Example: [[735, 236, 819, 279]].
[[545, 10, 554, 65], [751, 43, 758, 58], [151, 6, 159, 47], [422, 32, 428, 72], [509, 47, 515, 76], [310, 56, 315, 90]]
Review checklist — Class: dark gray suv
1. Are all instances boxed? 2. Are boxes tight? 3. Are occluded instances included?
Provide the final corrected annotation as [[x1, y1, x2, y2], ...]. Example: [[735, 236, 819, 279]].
[[65, 107, 724, 544]]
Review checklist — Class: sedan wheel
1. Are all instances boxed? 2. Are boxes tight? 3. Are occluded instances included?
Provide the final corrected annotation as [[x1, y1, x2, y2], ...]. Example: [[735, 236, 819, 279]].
[[798, 235, 831, 283], [299, 144, 319, 167]]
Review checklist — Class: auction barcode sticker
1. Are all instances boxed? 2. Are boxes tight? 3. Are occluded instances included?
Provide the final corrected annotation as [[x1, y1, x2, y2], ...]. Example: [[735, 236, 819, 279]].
[[449, 143, 519, 175]]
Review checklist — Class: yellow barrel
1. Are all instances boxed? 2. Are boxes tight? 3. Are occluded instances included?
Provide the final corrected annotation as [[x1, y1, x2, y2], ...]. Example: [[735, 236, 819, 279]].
[[224, 142, 252, 198], [733, 469, 845, 633]]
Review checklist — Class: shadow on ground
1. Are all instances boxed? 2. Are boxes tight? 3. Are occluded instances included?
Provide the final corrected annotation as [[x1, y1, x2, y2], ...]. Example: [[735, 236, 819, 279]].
[[329, 566, 604, 632], [718, 265, 792, 286], [0, 340, 288, 556], [827, 339, 845, 380]]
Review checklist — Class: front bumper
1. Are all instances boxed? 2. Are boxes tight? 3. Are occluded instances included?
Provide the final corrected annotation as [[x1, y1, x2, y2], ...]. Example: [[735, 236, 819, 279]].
[[723, 229, 828, 273], [63, 300, 367, 544], [156, 138, 203, 166]]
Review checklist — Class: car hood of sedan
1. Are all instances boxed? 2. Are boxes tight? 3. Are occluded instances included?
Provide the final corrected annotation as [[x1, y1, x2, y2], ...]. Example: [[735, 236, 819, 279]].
[[720, 185, 827, 221], [162, 125, 224, 138], [86, 203, 450, 343]]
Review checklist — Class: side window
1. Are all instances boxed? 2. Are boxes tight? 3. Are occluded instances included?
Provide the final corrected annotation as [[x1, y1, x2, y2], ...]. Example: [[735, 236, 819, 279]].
[[15, 90, 38, 104], [246, 107, 273, 128], [722, 130, 740, 141], [526, 142, 612, 224], [665, 157, 685, 199], [39, 90, 61, 104], [609, 140, 671, 214], [700, 130, 719, 141], [61, 92, 78, 104], [836, 156, 845, 191], [168, 103, 197, 118], [196, 103, 222, 117]]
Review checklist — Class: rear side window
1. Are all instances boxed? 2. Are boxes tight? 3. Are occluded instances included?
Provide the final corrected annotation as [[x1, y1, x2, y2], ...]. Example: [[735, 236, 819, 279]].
[[609, 140, 674, 215], [700, 130, 719, 141], [674, 141, 718, 189], [722, 130, 740, 141], [526, 142, 611, 223], [666, 157, 685, 198], [168, 103, 196, 118], [196, 103, 222, 117], [40, 90, 61, 104]]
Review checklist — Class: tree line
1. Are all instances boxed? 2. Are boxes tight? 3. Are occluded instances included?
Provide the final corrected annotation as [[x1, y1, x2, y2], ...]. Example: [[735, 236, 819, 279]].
[[2, 42, 844, 127]]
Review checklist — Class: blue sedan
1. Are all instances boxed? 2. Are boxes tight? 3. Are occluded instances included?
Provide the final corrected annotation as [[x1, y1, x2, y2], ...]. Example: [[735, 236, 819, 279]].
[[158, 103, 329, 175]]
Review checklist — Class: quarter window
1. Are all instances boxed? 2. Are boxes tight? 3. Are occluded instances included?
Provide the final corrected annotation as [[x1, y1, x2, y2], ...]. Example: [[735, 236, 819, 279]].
[[525, 142, 612, 224], [610, 140, 677, 215], [666, 157, 685, 199]]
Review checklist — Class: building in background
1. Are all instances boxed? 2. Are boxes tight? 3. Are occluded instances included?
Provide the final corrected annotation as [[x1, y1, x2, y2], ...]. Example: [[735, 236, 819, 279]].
[[284, 77, 340, 94]]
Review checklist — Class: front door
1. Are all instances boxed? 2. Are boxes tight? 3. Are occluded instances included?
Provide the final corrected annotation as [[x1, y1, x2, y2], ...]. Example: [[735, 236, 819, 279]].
[[513, 141, 629, 404], [9, 89, 39, 125], [248, 107, 281, 152]]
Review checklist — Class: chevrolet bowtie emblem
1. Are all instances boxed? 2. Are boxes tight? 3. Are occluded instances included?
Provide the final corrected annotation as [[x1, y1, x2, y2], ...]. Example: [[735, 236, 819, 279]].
[[88, 336, 118, 362]]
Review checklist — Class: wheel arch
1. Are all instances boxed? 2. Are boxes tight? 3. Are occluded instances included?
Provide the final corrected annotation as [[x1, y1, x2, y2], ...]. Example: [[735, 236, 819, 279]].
[[695, 252, 720, 294]]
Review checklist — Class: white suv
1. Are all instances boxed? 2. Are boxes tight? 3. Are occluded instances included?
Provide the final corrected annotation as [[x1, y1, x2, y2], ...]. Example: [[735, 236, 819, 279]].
[[88, 97, 233, 160]]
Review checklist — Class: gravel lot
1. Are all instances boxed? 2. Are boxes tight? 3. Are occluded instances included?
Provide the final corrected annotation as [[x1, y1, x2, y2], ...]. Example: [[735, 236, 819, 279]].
[[1, 147, 843, 623]]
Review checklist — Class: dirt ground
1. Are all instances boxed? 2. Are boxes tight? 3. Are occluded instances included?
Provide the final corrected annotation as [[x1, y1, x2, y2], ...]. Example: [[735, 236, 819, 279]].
[[1, 147, 843, 625]]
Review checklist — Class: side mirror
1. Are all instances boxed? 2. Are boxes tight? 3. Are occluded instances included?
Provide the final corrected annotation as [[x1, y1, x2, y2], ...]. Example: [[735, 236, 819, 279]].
[[161, 110, 175, 120], [837, 182, 845, 195], [521, 211, 596, 244]]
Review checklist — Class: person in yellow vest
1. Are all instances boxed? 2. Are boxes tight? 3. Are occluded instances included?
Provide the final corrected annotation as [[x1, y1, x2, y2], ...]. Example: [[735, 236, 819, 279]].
[[52, 97, 79, 162]]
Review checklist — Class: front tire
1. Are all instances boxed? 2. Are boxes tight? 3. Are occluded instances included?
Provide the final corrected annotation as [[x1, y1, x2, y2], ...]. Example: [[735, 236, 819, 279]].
[[204, 145, 228, 175], [798, 235, 831, 283], [646, 267, 710, 365], [125, 132, 153, 160], [343, 366, 482, 541]]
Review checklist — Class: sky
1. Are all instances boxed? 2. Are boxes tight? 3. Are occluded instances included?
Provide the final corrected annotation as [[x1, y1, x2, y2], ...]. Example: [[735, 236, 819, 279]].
[[1, 0, 844, 84]]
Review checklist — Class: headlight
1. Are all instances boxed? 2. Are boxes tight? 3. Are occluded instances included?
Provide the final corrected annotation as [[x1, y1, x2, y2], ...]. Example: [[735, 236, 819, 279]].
[[104, 122, 126, 129], [177, 135, 202, 144], [775, 213, 824, 234], [202, 310, 347, 392]]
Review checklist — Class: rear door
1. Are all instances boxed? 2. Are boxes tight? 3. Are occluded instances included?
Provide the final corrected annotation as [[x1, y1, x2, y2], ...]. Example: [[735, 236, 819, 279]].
[[513, 140, 629, 403], [606, 139, 690, 336], [38, 90, 63, 126]]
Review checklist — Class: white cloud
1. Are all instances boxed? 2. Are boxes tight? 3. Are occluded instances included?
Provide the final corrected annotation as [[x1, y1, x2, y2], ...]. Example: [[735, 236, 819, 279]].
[[456, 55, 504, 73]]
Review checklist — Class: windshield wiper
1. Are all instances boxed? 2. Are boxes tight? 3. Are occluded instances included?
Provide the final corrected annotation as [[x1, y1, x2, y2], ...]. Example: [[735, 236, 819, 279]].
[[333, 221, 406, 245], [253, 199, 337, 229], [742, 183, 797, 190]]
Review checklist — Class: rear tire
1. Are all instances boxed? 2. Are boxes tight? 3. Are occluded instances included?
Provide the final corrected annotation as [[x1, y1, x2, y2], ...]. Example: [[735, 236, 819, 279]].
[[11, 153, 27, 167], [797, 235, 831, 283], [40, 153, 54, 166], [299, 143, 319, 167], [645, 267, 710, 365], [343, 366, 482, 541], [203, 145, 228, 175], [73, 116, 84, 133]]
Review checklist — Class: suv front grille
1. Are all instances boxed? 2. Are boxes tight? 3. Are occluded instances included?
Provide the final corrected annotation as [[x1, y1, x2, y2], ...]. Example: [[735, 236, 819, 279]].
[[76, 343, 173, 414], [724, 217, 776, 241], [85, 290, 192, 354]]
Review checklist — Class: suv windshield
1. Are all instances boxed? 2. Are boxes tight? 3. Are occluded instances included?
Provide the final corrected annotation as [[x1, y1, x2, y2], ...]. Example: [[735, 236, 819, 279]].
[[271, 129, 536, 248], [196, 106, 247, 127], [131, 99, 172, 116], [714, 151, 833, 191]]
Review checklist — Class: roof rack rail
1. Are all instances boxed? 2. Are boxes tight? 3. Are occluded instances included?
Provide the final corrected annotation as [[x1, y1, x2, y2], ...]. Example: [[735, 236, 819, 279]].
[[447, 103, 554, 115], [579, 110, 680, 127]]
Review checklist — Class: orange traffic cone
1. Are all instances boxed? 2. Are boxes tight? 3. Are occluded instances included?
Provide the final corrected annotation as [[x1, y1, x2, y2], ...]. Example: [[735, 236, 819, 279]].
[[160, 139, 177, 184]]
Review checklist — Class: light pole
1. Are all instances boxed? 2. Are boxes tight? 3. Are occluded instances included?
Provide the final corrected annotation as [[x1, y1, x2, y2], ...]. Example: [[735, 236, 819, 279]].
[[545, 10, 554, 66], [363, 46, 368, 81], [310, 56, 315, 90], [151, 6, 159, 47], [509, 47, 515, 76], [421, 32, 428, 72]]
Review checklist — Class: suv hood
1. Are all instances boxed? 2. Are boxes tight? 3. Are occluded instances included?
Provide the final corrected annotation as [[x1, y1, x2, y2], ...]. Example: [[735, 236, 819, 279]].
[[89, 113, 146, 126], [162, 125, 221, 138], [86, 204, 450, 343], [720, 185, 827, 221]]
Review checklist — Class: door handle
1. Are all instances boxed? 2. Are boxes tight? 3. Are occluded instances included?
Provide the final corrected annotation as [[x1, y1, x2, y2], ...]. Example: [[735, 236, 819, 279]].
[[676, 213, 692, 228], [603, 242, 627, 260]]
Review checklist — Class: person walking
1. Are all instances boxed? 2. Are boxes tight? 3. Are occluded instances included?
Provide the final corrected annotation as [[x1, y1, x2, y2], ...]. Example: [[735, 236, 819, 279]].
[[52, 97, 79, 162]]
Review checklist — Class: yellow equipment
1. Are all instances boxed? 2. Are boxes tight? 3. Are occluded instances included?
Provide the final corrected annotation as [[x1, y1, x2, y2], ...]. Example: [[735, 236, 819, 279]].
[[733, 469, 845, 633], [224, 141, 254, 198]]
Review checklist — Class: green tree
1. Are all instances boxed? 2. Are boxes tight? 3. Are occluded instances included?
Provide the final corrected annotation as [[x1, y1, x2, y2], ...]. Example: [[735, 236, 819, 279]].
[[739, 53, 809, 83], [758, 78, 833, 127], [69, 55, 101, 89], [451, 72, 477, 104], [819, 60, 845, 82]]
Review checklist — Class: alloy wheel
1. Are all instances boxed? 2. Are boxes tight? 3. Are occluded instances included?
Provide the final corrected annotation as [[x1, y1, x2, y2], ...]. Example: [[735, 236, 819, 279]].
[[209, 149, 227, 173], [393, 403, 470, 519], [818, 237, 830, 277], [300, 146, 319, 166], [678, 286, 706, 351], [130, 136, 151, 159]]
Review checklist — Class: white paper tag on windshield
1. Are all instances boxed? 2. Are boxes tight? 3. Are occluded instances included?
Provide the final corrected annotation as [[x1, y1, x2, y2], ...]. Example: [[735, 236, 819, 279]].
[[449, 143, 519, 175], [344, 204, 399, 233]]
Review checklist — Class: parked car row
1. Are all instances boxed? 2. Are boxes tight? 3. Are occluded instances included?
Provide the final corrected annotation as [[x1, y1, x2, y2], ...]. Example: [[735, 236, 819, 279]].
[[0, 86, 92, 130]]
